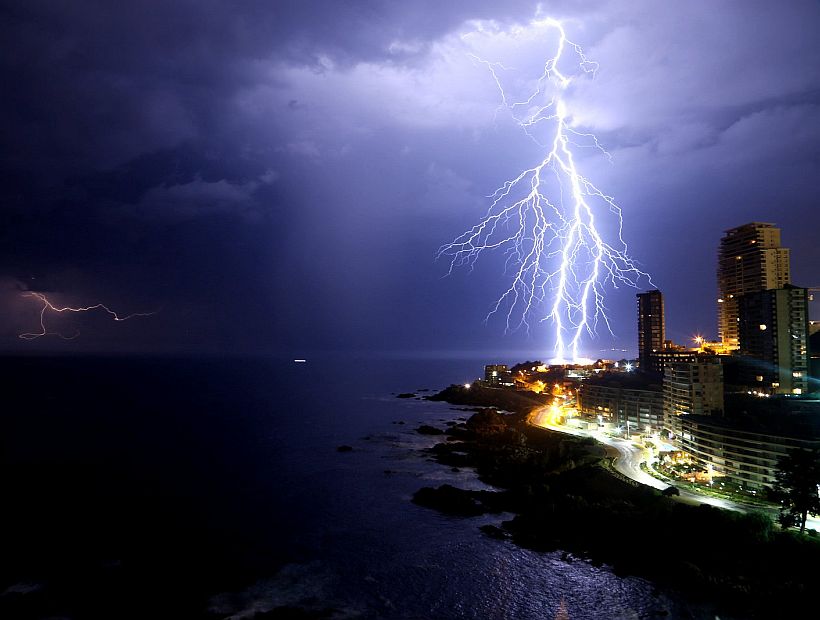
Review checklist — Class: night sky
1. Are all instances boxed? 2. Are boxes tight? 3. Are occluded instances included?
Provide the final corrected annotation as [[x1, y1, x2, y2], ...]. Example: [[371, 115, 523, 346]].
[[2, 0, 819, 359]]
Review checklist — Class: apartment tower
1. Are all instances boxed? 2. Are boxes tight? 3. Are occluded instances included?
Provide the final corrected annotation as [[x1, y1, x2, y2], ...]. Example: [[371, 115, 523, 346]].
[[637, 290, 665, 373], [737, 285, 810, 394], [717, 222, 790, 346]]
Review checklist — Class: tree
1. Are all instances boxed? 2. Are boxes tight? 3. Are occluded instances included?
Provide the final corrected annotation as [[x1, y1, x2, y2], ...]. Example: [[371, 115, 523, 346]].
[[768, 447, 820, 534]]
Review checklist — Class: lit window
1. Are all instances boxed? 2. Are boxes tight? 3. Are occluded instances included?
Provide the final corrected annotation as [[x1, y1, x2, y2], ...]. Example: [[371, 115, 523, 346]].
[[759, 324, 767, 331], [793, 371, 802, 378]]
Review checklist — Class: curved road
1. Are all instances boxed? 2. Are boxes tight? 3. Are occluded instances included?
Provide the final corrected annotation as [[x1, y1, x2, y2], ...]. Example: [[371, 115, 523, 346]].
[[528, 406, 820, 530]]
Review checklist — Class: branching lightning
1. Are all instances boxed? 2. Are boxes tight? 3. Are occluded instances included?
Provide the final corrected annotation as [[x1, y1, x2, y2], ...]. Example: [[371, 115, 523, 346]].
[[19, 292, 155, 340], [439, 18, 650, 363]]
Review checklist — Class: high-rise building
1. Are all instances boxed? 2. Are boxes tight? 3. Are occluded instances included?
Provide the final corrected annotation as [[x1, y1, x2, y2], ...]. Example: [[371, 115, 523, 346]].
[[663, 357, 724, 438], [737, 285, 810, 395], [637, 290, 665, 373], [717, 222, 790, 346]]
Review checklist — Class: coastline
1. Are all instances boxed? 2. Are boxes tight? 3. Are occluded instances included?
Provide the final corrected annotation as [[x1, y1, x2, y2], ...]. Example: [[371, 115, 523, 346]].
[[411, 382, 820, 619]]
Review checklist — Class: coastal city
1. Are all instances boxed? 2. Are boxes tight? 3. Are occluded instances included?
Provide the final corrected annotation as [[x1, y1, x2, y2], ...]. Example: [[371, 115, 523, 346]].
[[465, 222, 819, 530], [4, 3, 820, 618]]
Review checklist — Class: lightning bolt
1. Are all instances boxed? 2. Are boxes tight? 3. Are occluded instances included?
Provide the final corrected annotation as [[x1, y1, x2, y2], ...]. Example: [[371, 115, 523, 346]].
[[19, 291, 155, 340], [439, 18, 650, 364]]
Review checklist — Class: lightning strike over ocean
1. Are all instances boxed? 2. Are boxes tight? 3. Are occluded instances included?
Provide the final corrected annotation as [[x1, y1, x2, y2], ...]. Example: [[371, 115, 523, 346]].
[[439, 18, 651, 364], [19, 291, 155, 340]]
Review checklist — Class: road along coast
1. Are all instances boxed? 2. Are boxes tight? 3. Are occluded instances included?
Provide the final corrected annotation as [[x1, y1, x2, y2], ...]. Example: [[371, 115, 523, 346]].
[[410, 382, 820, 619]]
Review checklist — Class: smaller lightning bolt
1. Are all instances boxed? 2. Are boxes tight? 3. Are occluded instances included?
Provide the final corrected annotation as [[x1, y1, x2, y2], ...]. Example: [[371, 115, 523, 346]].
[[19, 292, 155, 340]]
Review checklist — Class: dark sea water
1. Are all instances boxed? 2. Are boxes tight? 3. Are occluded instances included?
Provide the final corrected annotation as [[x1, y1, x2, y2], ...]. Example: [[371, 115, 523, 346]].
[[0, 355, 720, 619]]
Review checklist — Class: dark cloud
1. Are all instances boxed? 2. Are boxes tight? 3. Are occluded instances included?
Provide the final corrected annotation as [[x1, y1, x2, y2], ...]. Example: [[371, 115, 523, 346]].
[[1, 0, 819, 355]]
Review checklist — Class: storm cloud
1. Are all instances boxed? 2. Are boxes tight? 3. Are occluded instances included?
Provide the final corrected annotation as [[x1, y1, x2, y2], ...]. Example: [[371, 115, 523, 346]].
[[1, 0, 818, 356]]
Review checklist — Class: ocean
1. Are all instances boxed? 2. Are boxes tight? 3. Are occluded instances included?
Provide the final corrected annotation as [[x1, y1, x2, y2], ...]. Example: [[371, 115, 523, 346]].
[[0, 355, 718, 619]]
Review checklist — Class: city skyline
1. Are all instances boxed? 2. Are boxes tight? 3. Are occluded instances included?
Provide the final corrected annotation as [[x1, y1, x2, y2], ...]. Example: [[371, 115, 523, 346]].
[[1, 1, 819, 359]]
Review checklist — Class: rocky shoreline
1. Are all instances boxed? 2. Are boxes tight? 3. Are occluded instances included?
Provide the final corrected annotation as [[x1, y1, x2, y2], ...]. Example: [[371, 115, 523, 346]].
[[411, 383, 820, 619]]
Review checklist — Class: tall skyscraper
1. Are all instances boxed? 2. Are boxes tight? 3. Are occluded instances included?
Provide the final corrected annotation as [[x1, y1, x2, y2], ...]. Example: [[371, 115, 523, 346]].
[[737, 285, 810, 395], [637, 290, 665, 373], [717, 222, 790, 346]]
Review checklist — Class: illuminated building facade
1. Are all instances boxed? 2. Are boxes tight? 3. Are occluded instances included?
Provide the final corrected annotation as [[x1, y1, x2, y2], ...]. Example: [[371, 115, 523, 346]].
[[637, 290, 665, 373], [812, 328, 820, 392], [737, 285, 810, 395], [484, 364, 513, 387], [578, 375, 664, 433], [717, 222, 790, 346], [663, 357, 724, 438], [677, 414, 820, 490], [649, 345, 696, 377], [577, 383, 618, 420]]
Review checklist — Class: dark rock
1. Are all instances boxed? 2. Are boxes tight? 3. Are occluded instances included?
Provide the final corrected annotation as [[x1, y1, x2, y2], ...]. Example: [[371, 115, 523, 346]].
[[251, 605, 337, 619], [480, 524, 512, 540], [336, 445, 354, 452], [396, 393, 416, 399], [465, 408, 508, 435], [412, 484, 485, 516], [427, 384, 547, 414], [416, 425, 445, 435]]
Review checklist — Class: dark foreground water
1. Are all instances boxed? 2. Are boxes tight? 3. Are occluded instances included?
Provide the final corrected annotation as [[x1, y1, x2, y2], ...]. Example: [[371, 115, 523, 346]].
[[0, 355, 720, 619]]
